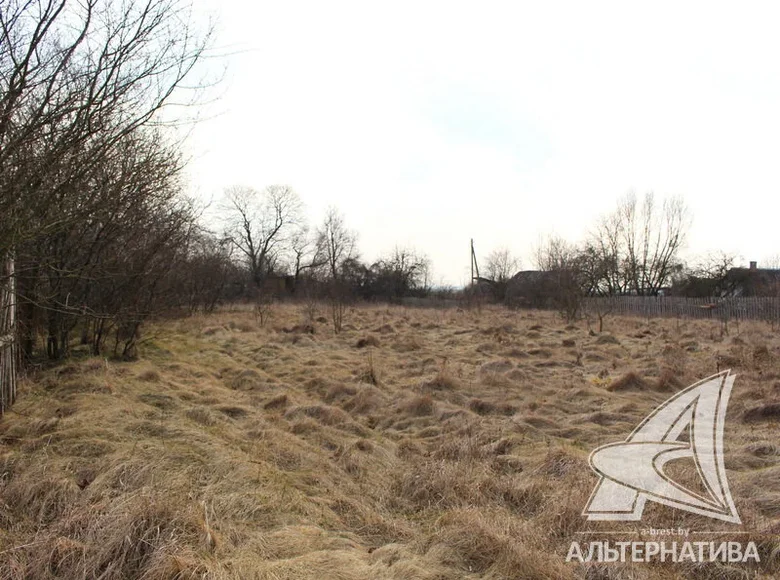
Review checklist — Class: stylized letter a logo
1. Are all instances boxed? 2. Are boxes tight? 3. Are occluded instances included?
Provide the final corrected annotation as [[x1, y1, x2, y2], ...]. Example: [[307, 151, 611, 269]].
[[583, 370, 740, 524]]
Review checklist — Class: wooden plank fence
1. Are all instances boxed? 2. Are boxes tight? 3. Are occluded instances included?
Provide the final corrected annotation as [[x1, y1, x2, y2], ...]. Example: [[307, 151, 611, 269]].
[[0, 256, 17, 417], [583, 296, 780, 324]]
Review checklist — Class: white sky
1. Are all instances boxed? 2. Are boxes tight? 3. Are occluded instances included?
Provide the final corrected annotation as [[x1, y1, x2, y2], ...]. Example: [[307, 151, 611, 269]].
[[185, 1, 780, 286]]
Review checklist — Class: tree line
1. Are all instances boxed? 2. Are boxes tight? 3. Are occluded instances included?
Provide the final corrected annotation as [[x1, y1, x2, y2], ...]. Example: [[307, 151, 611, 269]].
[[220, 185, 433, 320], [0, 0, 434, 362], [0, 0, 215, 361], [501, 191, 777, 322], [0, 0, 432, 367]]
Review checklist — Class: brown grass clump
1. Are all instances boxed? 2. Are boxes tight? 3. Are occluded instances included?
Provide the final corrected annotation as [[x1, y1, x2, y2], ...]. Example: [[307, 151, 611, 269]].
[[654, 367, 683, 391], [393, 333, 422, 352], [357, 351, 381, 385], [284, 404, 351, 426], [284, 323, 315, 334], [263, 393, 289, 410], [217, 405, 250, 419], [323, 382, 357, 404], [354, 335, 380, 348], [468, 397, 496, 415], [606, 370, 647, 391], [392, 460, 482, 510], [535, 448, 582, 479], [401, 394, 435, 416], [137, 368, 161, 382], [138, 392, 177, 411], [467, 398, 515, 416], [491, 454, 525, 474], [480, 359, 513, 374], [342, 385, 384, 415], [422, 359, 459, 391], [427, 508, 565, 578], [753, 344, 772, 366], [185, 406, 218, 426], [743, 402, 780, 423], [227, 368, 264, 390], [595, 333, 620, 345]]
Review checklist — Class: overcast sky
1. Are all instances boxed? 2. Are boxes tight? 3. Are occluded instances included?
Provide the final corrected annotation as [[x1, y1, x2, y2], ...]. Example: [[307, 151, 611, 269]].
[[185, 2, 780, 286]]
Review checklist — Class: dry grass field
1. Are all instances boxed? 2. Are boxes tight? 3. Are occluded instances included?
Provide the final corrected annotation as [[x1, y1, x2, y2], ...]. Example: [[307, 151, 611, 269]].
[[0, 303, 778, 579]]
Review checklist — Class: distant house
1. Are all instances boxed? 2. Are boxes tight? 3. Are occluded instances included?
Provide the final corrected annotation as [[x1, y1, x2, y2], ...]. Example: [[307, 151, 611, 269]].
[[505, 270, 558, 308], [722, 261, 780, 297], [675, 261, 780, 298]]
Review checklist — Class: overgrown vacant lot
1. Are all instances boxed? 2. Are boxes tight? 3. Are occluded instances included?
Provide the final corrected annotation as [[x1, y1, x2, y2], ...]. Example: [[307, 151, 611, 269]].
[[0, 304, 778, 579]]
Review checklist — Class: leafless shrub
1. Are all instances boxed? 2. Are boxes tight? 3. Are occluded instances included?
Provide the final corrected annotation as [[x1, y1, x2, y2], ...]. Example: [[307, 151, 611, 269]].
[[254, 294, 275, 327], [359, 351, 381, 385]]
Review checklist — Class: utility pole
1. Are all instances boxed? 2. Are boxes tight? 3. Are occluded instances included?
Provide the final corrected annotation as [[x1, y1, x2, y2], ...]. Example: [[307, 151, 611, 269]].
[[471, 239, 480, 283]]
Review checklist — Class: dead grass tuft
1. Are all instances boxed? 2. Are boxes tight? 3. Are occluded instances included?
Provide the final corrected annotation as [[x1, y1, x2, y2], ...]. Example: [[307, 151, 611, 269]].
[[185, 406, 218, 426], [263, 393, 289, 410], [743, 402, 780, 423], [753, 344, 772, 366], [606, 371, 646, 392], [324, 383, 357, 404], [137, 369, 161, 382], [342, 385, 385, 415], [428, 508, 564, 577], [228, 368, 264, 390], [595, 333, 620, 345], [535, 449, 581, 478], [2, 472, 81, 525], [422, 360, 459, 391], [401, 395, 435, 416], [358, 351, 381, 385], [285, 404, 351, 426], [138, 392, 177, 410], [467, 398, 515, 416], [354, 335, 380, 348], [217, 405, 250, 419], [655, 367, 683, 391]]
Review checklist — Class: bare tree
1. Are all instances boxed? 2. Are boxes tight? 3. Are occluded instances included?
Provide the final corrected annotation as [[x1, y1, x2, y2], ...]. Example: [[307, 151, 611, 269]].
[[222, 185, 303, 289], [534, 234, 586, 322], [317, 206, 356, 283], [288, 224, 327, 288], [484, 247, 520, 283], [316, 207, 356, 334], [589, 192, 691, 295], [370, 246, 430, 299], [671, 251, 740, 297], [0, 0, 211, 255]]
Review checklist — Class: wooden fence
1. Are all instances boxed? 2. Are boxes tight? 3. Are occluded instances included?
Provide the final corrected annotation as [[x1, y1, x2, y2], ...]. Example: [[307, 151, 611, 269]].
[[0, 256, 17, 417], [583, 296, 780, 323]]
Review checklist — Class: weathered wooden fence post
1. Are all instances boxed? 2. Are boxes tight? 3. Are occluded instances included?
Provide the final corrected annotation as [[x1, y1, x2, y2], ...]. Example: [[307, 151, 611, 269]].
[[0, 255, 17, 417]]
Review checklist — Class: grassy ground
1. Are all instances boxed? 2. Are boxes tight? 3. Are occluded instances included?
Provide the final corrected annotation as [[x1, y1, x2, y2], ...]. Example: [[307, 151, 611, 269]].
[[0, 303, 778, 579]]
